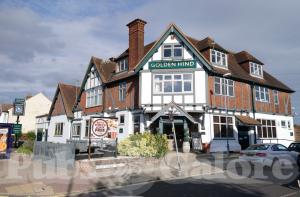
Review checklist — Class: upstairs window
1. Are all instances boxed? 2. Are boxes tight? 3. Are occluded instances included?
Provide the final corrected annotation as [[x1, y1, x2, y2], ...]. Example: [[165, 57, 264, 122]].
[[86, 69, 102, 108], [273, 90, 279, 105], [255, 86, 269, 102], [214, 77, 234, 96], [118, 58, 128, 72], [119, 82, 126, 102], [250, 62, 263, 77], [211, 49, 227, 67], [153, 73, 192, 94], [162, 44, 183, 59]]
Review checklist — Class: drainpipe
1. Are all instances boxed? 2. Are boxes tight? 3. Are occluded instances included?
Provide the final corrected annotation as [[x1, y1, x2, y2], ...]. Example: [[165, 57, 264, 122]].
[[250, 83, 257, 144]]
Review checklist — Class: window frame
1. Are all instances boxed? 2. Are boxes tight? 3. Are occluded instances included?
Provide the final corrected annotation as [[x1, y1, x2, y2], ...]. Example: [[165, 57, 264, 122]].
[[257, 119, 277, 139], [214, 77, 234, 97], [250, 62, 263, 78], [210, 49, 228, 68], [281, 120, 287, 128], [118, 58, 128, 72], [119, 115, 125, 125], [119, 82, 126, 102], [162, 44, 183, 59], [54, 122, 64, 136], [213, 115, 234, 139], [255, 86, 270, 103], [153, 73, 193, 94], [72, 124, 81, 137], [273, 90, 279, 105]]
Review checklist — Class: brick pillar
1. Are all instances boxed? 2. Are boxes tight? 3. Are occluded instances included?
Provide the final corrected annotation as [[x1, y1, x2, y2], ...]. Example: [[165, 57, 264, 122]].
[[126, 19, 147, 70]]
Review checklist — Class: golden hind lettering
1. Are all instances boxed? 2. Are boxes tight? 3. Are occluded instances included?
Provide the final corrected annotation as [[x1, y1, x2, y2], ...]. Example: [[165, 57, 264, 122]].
[[0, 133, 7, 152], [152, 61, 194, 69]]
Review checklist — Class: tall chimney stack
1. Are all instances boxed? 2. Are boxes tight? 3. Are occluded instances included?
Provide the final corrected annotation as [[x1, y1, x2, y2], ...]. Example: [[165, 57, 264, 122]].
[[127, 18, 147, 70]]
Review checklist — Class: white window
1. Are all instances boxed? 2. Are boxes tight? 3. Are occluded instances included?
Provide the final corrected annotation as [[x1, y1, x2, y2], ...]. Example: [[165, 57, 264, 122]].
[[257, 119, 277, 138], [281, 120, 286, 128], [250, 62, 263, 77], [153, 73, 192, 94], [162, 44, 183, 59], [255, 86, 269, 102], [214, 77, 234, 96], [54, 123, 63, 136], [273, 90, 279, 105], [86, 87, 102, 107], [211, 49, 227, 67], [118, 58, 128, 72], [85, 69, 102, 107], [213, 116, 234, 138], [119, 82, 126, 101], [72, 124, 81, 137]]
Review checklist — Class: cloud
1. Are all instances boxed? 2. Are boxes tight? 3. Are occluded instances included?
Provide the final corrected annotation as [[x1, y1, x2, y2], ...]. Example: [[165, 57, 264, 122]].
[[0, 0, 299, 123]]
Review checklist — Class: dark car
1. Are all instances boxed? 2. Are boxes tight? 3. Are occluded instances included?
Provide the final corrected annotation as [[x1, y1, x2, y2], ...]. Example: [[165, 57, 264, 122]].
[[288, 142, 300, 153]]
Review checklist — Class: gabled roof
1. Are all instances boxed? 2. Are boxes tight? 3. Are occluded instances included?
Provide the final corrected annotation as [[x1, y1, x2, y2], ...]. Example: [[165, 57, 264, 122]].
[[48, 83, 80, 120], [151, 101, 199, 124], [0, 104, 13, 112], [83, 23, 294, 93], [235, 51, 264, 65]]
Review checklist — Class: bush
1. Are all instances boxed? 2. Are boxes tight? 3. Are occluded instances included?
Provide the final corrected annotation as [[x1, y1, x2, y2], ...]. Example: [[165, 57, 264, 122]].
[[26, 131, 36, 141], [118, 132, 168, 158], [16, 141, 34, 155]]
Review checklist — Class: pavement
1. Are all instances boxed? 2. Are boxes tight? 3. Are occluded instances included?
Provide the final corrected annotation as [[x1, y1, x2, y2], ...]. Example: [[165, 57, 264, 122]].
[[0, 151, 299, 196]]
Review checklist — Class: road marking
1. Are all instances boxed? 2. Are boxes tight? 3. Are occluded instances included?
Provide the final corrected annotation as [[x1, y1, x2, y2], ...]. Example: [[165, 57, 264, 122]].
[[280, 191, 299, 197]]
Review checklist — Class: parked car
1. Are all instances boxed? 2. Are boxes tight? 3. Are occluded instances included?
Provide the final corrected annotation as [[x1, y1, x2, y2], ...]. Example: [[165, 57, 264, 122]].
[[288, 142, 300, 153], [239, 143, 300, 167]]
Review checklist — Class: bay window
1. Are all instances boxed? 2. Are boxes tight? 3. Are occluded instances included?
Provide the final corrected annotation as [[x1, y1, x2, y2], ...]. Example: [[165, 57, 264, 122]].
[[211, 49, 227, 67], [153, 73, 192, 94], [214, 77, 234, 96], [86, 68, 102, 107], [255, 86, 269, 102]]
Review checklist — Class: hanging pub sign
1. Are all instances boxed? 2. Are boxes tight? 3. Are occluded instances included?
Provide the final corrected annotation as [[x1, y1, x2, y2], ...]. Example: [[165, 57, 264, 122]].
[[13, 98, 25, 116], [149, 60, 196, 70], [91, 118, 118, 138]]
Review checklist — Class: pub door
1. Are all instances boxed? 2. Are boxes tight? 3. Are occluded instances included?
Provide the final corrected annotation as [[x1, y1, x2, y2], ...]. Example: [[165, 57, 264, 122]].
[[237, 125, 250, 150]]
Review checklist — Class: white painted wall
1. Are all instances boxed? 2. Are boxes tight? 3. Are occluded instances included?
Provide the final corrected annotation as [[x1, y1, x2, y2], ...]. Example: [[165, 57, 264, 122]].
[[116, 110, 134, 141], [8, 93, 51, 133], [0, 112, 9, 123], [140, 35, 207, 111], [47, 115, 71, 143]]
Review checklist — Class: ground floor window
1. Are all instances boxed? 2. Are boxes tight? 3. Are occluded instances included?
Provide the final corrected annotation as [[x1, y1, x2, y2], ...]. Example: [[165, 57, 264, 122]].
[[133, 114, 140, 134], [213, 115, 234, 138], [72, 124, 81, 137], [55, 123, 63, 136], [257, 119, 276, 138]]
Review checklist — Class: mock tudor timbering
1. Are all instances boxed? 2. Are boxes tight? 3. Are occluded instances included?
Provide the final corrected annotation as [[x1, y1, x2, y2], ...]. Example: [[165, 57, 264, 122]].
[[46, 18, 295, 152]]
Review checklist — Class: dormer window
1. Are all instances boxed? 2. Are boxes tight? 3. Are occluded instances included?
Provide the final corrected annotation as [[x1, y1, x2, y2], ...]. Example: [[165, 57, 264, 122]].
[[211, 49, 227, 67], [250, 62, 263, 77], [118, 58, 128, 72], [162, 44, 183, 59]]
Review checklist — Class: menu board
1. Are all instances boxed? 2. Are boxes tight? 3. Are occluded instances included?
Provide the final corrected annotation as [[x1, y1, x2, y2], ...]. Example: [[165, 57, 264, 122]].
[[0, 128, 8, 152]]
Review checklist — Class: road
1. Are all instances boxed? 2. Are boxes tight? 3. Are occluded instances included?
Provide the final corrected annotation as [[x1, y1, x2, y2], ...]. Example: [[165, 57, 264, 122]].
[[77, 167, 300, 197]]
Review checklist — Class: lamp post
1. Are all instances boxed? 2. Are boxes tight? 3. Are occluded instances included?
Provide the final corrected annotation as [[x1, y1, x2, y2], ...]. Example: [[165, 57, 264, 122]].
[[167, 106, 181, 173], [223, 73, 231, 155]]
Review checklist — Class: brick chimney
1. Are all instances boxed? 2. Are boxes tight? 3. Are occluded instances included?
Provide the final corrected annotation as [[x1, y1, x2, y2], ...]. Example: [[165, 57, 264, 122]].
[[127, 18, 147, 69]]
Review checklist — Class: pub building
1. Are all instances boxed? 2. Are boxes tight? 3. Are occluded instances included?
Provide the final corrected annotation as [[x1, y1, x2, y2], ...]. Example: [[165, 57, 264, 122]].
[[55, 18, 294, 152]]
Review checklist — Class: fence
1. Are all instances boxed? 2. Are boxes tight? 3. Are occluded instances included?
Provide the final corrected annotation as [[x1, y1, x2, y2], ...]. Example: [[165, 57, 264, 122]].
[[33, 141, 75, 168]]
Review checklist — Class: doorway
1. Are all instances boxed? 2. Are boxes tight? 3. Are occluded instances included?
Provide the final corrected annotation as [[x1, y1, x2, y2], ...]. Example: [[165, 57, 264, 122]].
[[161, 119, 185, 148], [237, 125, 250, 150]]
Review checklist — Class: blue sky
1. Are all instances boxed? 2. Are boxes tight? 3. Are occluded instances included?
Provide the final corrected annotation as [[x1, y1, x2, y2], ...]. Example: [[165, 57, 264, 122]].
[[0, 0, 299, 123]]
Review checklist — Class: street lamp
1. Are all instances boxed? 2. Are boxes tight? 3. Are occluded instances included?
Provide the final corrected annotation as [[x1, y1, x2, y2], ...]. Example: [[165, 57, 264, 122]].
[[223, 73, 231, 155], [166, 106, 181, 173]]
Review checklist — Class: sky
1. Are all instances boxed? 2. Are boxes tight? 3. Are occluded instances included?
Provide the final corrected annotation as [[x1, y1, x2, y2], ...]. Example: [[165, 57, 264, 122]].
[[0, 0, 299, 123]]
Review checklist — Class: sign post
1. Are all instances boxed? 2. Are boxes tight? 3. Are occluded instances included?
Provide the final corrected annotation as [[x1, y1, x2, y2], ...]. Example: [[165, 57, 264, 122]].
[[13, 98, 25, 147]]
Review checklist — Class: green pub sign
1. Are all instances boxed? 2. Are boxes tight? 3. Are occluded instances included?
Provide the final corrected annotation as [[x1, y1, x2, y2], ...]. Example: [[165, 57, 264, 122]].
[[13, 124, 22, 135], [149, 60, 196, 70]]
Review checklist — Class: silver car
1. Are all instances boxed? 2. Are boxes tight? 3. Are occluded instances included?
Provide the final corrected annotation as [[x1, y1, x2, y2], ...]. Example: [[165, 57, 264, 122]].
[[239, 143, 300, 167]]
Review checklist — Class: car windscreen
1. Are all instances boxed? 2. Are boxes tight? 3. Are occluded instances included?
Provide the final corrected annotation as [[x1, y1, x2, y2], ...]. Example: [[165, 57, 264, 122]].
[[246, 144, 270, 150]]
